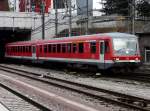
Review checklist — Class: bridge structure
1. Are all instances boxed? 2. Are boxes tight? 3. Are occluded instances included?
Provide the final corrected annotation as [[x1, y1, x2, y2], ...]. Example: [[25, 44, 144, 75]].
[[0, 11, 36, 58], [0, 11, 35, 41]]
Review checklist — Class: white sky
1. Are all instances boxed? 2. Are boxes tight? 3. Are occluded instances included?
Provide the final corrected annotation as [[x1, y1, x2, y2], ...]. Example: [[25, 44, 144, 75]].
[[93, 0, 102, 9]]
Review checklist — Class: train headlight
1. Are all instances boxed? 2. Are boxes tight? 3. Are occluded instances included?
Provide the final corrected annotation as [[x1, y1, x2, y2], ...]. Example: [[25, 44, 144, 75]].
[[115, 58, 119, 61], [135, 58, 139, 60]]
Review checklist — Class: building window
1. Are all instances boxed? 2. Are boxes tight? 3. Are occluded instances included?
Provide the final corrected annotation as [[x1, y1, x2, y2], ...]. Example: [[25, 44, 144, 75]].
[[145, 47, 150, 63], [53, 0, 65, 9]]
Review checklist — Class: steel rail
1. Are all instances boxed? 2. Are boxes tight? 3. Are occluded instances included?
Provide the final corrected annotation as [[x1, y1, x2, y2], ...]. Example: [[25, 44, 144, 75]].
[[0, 65, 150, 111], [0, 82, 51, 111]]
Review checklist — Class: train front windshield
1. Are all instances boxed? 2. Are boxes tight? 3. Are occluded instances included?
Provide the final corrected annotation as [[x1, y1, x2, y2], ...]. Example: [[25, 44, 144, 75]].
[[113, 38, 138, 56]]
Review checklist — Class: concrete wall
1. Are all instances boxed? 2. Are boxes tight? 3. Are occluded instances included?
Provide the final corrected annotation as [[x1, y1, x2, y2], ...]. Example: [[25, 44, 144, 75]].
[[137, 33, 150, 62], [0, 11, 33, 29]]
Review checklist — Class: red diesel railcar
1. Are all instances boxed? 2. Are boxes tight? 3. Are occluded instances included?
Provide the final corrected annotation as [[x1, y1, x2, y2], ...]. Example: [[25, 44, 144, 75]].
[[5, 32, 141, 73]]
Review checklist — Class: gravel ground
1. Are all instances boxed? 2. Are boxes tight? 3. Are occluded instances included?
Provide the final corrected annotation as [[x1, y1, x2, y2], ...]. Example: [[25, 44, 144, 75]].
[[0, 69, 131, 111], [4, 63, 150, 100], [0, 85, 40, 111]]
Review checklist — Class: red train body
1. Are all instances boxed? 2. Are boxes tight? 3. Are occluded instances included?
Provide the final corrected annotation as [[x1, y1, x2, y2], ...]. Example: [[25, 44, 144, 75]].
[[5, 33, 141, 72]]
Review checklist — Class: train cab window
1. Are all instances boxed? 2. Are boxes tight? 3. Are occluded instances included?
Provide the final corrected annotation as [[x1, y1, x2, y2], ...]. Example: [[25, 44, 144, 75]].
[[44, 45, 47, 53], [90, 42, 96, 53], [57, 44, 61, 53], [52, 44, 56, 53], [67, 43, 71, 53], [73, 43, 77, 53], [79, 43, 84, 53], [48, 44, 51, 53], [62, 44, 66, 53]]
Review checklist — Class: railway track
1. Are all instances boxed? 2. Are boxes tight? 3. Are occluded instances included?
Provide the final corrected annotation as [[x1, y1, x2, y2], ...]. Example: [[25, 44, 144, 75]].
[[0, 81, 51, 111], [0, 65, 150, 111], [109, 72, 150, 83]]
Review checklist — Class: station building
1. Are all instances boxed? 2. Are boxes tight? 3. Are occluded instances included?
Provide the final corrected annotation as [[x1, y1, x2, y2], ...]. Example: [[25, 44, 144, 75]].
[[0, 0, 9, 11]]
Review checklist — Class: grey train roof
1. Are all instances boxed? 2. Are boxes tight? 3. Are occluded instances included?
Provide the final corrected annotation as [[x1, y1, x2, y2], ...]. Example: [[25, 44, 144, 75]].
[[52, 32, 137, 41], [104, 32, 137, 38]]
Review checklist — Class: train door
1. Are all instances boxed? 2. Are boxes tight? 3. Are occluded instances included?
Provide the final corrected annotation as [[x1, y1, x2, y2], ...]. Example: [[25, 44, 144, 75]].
[[32, 45, 36, 60], [100, 41, 105, 69]]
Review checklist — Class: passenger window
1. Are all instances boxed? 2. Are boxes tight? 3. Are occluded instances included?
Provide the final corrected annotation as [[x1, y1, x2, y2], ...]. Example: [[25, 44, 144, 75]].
[[39, 45, 42, 52], [52, 44, 56, 53], [29, 46, 31, 52], [19, 46, 21, 52], [90, 42, 96, 53], [23, 46, 25, 52], [79, 43, 84, 53], [20, 46, 23, 52], [17, 47, 18, 52], [62, 44, 66, 53], [67, 43, 71, 53], [73, 43, 76, 53], [44, 45, 47, 53], [48, 44, 51, 53], [13, 47, 15, 52], [105, 41, 109, 53], [26, 47, 28, 52], [57, 44, 61, 53]]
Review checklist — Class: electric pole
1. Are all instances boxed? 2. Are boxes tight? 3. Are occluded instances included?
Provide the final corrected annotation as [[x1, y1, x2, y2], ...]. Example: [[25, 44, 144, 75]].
[[86, 0, 89, 35], [42, 0, 45, 40], [131, 0, 135, 34], [68, 0, 72, 37], [14, 0, 16, 12], [55, 0, 58, 37]]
